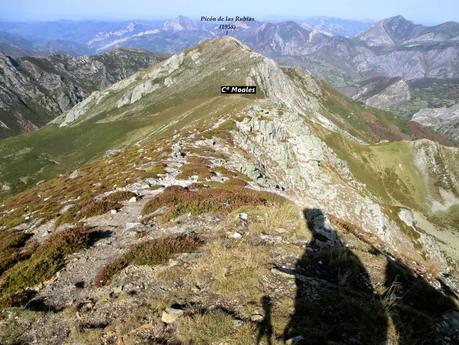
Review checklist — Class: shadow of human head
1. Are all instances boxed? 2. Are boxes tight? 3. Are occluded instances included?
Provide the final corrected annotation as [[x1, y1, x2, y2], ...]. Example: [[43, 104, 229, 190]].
[[261, 295, 271, 311], [302, 208, 343, 246], [283, 208, 387, 344], [384, 258, 458, 344]]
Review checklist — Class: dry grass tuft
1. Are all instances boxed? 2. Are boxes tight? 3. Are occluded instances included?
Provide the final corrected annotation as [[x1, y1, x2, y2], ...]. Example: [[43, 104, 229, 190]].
[[238, 203, 311, 241], [177, 310, 257, 345], [176, 156, 213, 180], [137, 163, 167, 179], [186, 238, 269, 305]]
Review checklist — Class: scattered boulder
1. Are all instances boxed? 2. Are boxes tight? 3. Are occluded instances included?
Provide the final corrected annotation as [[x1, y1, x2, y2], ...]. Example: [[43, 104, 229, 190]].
[[239, 212, 249, 222], [113, 286, 123, 294], [271, 267, 295, 280], [233, 319, 245, 327], [399, 208, 415, 228], [105, 149, 122, 157], [250, 312, 264, 322], [69, 169, 80, 179], [259, 233, 282, 243], [286, 335, 304, 345], [126, 222, 142, 230], [161, 307, 184, 324], [227, 231, 242, 239]]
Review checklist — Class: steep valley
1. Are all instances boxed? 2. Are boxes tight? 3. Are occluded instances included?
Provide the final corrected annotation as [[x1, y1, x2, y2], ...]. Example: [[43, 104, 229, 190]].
[[0, 48, 167, 138]]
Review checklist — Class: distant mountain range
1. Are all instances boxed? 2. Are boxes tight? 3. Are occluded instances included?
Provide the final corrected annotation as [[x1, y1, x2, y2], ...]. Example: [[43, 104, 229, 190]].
[[2, 16, 456, 82], [300, 16, 374, 37], [0, 15, 458, 141]]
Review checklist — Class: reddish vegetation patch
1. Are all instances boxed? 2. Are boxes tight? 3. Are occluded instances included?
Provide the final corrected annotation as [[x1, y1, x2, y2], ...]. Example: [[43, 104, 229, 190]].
[[56, 199, 123, 227], [0, 230, 35, 276], [366, 118, 409, 142], [0, 136, 174, 230], [222, 178, 247, 188], [199, 119, 236, 142], [104, 191, 137, 203], [95, 233, 203, 287], [176, 156, 213, 180], [142, 185, 283, 220], [0, 225, 101, 307], [407, 121, 454, 146]]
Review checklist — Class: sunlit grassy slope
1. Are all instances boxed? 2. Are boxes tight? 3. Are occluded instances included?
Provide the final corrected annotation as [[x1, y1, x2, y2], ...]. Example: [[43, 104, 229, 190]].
[[0, 96, 250, 195]]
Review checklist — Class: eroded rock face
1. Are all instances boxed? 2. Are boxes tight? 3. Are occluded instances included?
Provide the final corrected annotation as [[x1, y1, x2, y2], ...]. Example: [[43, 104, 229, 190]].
[[232, 102, 410, 252], [0, 49, 166, 138], [364, 79, 411, 110], [412, 105, 459, 142]]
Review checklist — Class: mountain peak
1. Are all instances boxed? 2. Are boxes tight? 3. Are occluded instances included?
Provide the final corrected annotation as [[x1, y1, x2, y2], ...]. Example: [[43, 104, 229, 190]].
[[358, 15, 421, 45], [194, 35, 251, 52], [381, 15, 416, 32], [163, 15, 198, 32], [384, 15, 409, 23]]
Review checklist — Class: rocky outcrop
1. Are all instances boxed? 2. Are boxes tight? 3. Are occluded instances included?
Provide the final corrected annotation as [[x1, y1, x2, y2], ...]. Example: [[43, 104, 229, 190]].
[[412, 105, 459, 142], [361, 79, 411, 110], [0, 48, 166, 138], [231, 102, 415, 254]]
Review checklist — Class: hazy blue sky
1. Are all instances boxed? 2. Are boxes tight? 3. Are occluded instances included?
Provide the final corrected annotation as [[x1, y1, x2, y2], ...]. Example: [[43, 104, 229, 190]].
[[1, 0, 458, 24]]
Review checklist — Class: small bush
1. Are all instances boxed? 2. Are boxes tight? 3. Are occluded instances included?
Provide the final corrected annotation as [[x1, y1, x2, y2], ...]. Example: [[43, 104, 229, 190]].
[[176, 164, 212, 180], [200, 119, 236, 141], [142, 185, 283, 221], [230, 203, 310, 241], [0, 230, 35, 276], [223, 178, 247, 188], [104, 191, 136, 203], [95, 233, 202, 286], [137, 164, 167, 179], [0, 225, 97, 307], [211, 165, 237, 177], [56, 199, 122, 227], [177, 157, 213, 180]]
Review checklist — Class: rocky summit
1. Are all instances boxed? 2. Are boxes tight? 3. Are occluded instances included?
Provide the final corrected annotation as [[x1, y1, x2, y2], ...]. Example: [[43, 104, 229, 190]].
[[0, 36, 458, 345]]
